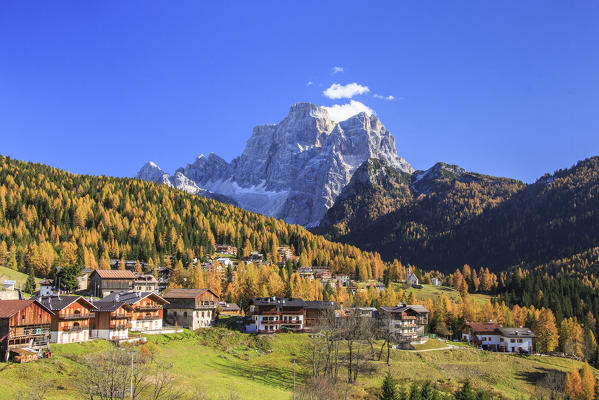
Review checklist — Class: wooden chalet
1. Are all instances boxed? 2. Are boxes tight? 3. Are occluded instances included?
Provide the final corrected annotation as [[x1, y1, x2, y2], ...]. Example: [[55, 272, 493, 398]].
[[304, 300, 336, 332], [0, 300, 53, 362], [162, 288, 219, 329], [246, 297, 306, 334], [99, 291, 168, 332], [379, 304, 430, 342], [89, 269, 136, 298], [90, 298, 134, 341], [37, 295, 97, 344]]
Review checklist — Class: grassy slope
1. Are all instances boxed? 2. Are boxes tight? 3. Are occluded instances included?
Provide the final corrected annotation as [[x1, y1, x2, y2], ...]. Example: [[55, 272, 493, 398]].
[[400, 283, 492, 305], [0, 266, 41, 286], [0, 330, 590, 400]]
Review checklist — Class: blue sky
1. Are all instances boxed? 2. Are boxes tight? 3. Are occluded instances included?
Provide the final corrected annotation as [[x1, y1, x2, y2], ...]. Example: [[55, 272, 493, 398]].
[[1, 1, 598, 183]]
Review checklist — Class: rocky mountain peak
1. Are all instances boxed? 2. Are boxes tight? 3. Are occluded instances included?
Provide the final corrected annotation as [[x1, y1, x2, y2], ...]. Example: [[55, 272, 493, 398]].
[[136, 103, 413, 226]]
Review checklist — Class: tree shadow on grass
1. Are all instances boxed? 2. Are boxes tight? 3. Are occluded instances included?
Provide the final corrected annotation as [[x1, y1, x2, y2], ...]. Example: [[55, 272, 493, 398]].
[[515, 367, 565, 392], [209, 360, 305, 389]]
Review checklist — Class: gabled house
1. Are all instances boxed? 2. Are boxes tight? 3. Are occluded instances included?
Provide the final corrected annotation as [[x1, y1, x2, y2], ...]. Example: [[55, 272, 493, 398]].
[[97, 292, 168, 332], [133, 274, 158, 293], [462, 322, 535, 353], [162, 288, 219, 329], [90, 298, 134, 341], [37, 295, 97, 344], [406, 267, 419, 287], [218, 301, 241, 316], [245, 297, 306, 334], [0, 300, 53, 362], [304, 300, 336, 332], [379, 304, 430, 342], [89, 270, 136, 298]]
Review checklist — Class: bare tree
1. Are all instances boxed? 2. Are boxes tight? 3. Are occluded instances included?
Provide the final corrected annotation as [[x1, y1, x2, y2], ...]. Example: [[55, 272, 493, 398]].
[[78, 349, 182, 400], [16, 379, 52, 400]]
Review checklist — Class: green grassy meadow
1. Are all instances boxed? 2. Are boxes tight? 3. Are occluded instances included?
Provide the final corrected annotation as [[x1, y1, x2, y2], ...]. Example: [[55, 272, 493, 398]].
[[0, 329, 590, 400]]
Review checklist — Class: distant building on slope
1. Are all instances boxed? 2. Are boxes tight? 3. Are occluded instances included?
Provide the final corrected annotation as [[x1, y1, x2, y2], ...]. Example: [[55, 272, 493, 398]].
[[406, 267, 419, 287]]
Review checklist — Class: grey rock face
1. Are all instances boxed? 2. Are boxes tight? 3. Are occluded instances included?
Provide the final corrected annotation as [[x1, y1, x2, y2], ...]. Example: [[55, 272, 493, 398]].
[[136, 103, 412, 226]]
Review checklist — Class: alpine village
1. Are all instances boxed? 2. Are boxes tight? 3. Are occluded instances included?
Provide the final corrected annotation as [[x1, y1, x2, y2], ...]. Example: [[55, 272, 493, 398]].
[[3, 3, 599, 400]]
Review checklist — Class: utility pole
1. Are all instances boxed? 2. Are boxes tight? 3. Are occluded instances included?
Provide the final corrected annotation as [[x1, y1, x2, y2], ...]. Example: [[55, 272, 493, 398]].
[[130, 351, 134, 399]]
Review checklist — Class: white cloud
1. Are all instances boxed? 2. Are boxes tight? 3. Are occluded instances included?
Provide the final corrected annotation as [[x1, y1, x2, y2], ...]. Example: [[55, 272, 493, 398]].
[[373, 94, 395, 101], [331, 66, 344, 74], [386, 95, 395, 100], [322, 100, 374, 122], [323, 82, 370, 99], [306, 81, 314, 86]]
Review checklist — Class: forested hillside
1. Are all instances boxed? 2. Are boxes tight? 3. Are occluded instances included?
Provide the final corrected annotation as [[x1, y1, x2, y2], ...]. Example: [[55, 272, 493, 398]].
[[318, 157, 599, 273], [0, 156, 385, 279]]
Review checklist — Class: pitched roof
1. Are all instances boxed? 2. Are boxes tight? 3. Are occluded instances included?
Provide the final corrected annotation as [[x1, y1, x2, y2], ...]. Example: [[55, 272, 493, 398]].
[[304, 300, 337, 310], [162, 288, 218, 299], [91, 270, 136, 279], [498, 327, 536, 338], [92, 300, 133, 312], [37, 295, 97, 311], [0, 300, 52, 318], [380, 304, 430, 314], [98, 291, 168, 306], [251, 297, 306, 307], [464, 322, 500, 334]]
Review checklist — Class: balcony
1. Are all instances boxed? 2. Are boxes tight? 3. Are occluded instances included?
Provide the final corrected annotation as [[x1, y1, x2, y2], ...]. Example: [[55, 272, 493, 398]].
[[112, 313, 132, 319], [140, 315, 159, 321], [60, 313, 95, 321], [110, 323, 130, 330], [135, 306, 162, 311], [62, 326, 87, 332]]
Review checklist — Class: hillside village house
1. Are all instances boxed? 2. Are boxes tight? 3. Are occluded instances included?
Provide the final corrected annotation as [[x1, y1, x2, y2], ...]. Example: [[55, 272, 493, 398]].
[[215, 244, 237, 256], [162, 288, 219, 329], [38, 296, 96, 344], [379, 304, 430, 342], [304, 300, 337, 332], [98, 292, 168, 332], [39, 279, 54, 296], [218, 301, 241, 316], [246, 297, 307, 333], [0, 300, 53, 362], [90, 298, 134, 341], [89, 270, 136, 298], [462, 322, 536, 353], [133, 274, 159, 293], [406, 267, 419, 287]]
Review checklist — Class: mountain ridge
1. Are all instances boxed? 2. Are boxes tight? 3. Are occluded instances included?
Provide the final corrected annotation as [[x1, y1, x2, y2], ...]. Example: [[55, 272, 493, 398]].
[[137, 102, 412, 226]]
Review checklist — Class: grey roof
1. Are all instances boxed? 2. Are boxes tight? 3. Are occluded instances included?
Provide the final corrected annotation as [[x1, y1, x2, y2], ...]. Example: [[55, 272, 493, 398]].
[[98, 291, 168, 306], [37, 295, 96, 311], [251, 297, 306, 308], [380, 304, 429, 314], [498, 327, 536, 338], [304, 300, 337, 310]]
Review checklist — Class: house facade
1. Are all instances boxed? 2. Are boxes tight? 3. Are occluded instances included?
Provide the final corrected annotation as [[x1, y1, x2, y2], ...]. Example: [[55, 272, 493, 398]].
[[379, 304, 430, 342], [462, 322, 535, 353], [0, 300, 53, 362], [162, 288, 219, 329], [245, 297, 306, 333], [304, 301, 336, 332], [38, 296, 97, 344], [133, 274, 158, 293], [99, 292, 168, 332], [89, 270, 136, 298], [90, 300, 133, 341]]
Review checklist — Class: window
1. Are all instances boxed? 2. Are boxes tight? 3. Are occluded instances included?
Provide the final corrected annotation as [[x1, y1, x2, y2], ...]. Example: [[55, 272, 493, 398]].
[[510, 339, 515, 343], [183, 312, 187, 318], [500, 338, 504, 342]]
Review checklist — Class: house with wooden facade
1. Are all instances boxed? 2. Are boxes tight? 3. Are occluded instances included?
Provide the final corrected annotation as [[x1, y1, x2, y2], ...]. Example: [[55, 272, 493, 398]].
[[90, 298, 134, 341], [133, 274, 158, 293], [162, 288, 219, 329], [379, 304, 430, 342], [98, 291, 168, 332], [37, 296, 97, 344], [89, 270, 136, 298], [245, 297, 306, 334], [0, 300, 53, 362], [304, 300, 336, 332]]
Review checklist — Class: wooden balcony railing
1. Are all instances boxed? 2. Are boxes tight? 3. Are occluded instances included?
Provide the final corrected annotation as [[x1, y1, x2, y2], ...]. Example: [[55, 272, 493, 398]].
[[60, 313, 95, 320]]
